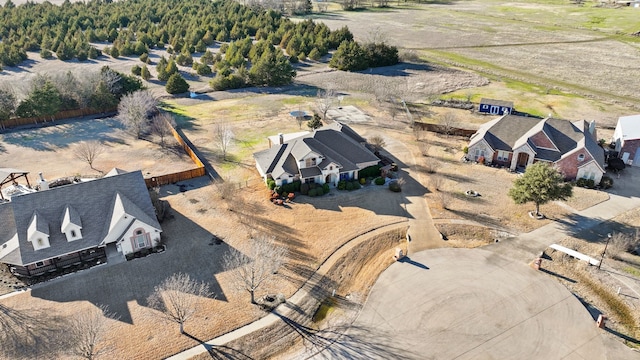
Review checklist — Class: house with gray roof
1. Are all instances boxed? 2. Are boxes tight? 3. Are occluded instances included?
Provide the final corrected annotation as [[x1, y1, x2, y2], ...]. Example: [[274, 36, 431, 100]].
[[254, 123, 379, 187], [0, 169, 162, 278], [467, 115, 605, 183]]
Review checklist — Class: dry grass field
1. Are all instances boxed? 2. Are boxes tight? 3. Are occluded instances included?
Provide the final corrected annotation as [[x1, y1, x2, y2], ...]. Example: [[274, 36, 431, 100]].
[[2, 0, 640, 357]]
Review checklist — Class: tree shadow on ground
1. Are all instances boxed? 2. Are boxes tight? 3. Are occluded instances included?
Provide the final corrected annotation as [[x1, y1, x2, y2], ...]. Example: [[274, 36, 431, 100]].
[[539, 268, 576, 283], [0, 304, 69, 359], [273, 312, 421, 359], [183, 332, 253, 360], [30, 208, 234, 324], [555, 214, 636, 243], [1, 117, 126, 151]]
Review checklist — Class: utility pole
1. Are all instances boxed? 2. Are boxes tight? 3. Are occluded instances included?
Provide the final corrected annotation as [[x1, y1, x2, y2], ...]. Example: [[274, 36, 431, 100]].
[[597, 233, 612, 270]]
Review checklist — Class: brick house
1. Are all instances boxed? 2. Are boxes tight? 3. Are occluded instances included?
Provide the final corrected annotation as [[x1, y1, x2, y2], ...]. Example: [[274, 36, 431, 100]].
[[467, 115, 605, 183], [253, 122, 379, 186], [0, 169, 162, 278], [613, 114, 640, 167]]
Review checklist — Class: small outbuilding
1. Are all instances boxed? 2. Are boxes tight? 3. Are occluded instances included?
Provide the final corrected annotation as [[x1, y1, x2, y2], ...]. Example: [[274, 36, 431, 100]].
[[478, 98, 514, 115]]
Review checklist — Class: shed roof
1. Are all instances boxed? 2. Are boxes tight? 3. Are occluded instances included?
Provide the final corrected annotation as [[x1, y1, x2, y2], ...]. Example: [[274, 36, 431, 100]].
[[617, 114, 640, 140], [479, 98, 514, 108]]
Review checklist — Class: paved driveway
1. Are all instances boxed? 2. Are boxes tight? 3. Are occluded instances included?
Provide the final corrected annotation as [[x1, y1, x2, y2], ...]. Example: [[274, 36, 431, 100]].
[[316, 248, 639, 360]]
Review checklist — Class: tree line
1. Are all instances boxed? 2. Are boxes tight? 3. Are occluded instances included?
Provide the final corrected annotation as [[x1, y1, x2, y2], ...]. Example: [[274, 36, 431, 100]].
[[0, 66, 143, 127]]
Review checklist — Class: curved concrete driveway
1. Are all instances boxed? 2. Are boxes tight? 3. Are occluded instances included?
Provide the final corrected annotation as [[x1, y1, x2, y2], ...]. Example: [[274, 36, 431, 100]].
[[317, 248, 635, 360]]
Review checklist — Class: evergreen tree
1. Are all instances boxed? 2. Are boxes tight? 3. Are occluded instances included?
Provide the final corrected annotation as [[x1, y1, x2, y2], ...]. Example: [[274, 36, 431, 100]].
[[165, 73, 189, 94]]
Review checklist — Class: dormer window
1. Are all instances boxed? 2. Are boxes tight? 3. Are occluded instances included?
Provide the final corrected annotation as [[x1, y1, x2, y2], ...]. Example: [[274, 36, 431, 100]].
[[577, 154, 585, 162], [71, 230, 77, 238], [61, 205, 83, 242]]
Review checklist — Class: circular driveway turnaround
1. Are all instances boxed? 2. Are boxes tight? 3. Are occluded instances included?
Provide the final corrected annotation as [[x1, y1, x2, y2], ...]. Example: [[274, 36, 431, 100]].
[[316, 248, 619, 360]]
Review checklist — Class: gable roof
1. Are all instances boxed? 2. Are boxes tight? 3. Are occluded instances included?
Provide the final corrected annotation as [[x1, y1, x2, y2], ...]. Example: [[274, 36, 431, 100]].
[[470, 115, 604, 168], [253, 123, 378, 180], [0, 170, 160, 266]]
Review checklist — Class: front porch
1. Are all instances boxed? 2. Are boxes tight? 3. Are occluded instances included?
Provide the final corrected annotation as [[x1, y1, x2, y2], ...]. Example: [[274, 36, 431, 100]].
[[9, 247, 107, 278]]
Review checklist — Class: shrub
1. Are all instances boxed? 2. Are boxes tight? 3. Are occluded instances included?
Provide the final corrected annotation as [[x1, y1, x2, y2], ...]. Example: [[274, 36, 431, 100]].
[[374, 177, 385, 185], [576, 178, 595, 188], [282, 183, 295, 194], [300, 183, 309, 195], [293, 180, 301, 192], [345, 182, 354, 191], [267, 179, 276, 190], [389, 181, 402, 192], [165, 73, 189, 94], [274, 186, 283, 195], [322, 183, 330, 194], [131, 65, 142, 76], [359, 165, 382, 179], [359, 178, 366, 185], [337, 180, 347, 190], [308, 188, 318, 197], [140, 53, 149, 63], [309, 183, 318, 190], [463, 146, 469, 154], [599, 175, 613, 189]]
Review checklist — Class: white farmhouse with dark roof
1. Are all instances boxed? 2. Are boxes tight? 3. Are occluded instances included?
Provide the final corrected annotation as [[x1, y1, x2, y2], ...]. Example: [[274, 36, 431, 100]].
[[253, 122, 379, 186], [0, 169, 162, 278], [467, 115, 605, 183]]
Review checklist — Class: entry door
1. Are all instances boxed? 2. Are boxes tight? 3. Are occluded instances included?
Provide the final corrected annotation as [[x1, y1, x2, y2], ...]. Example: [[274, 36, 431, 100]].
[[622, 152, 630, 164]]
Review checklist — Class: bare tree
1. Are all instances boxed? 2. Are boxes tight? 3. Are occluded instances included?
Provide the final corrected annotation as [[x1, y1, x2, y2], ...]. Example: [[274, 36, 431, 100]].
[[147, 273, 212, 334], [223, 234, 287, 304], [435, 191, 453, 210], [368, 135, 386, 153], [74, 140, 105, 171], [316, 87, 336, 120], [214, 122, 234, 161], [609, 231, 640, 259], [117, 90, 158, 138], [440, 112, 457, 136], [150, 112, 177, 148], [424, 159, 441, 174], [67, 305, 118, 360], [429, 174, 445, 192]]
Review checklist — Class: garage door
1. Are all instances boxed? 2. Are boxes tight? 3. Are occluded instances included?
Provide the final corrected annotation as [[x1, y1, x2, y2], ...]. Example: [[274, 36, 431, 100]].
[[633, 147, 640, 167]]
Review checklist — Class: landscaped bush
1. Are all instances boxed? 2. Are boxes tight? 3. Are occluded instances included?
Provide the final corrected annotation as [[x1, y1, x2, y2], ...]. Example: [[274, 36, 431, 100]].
[[359, 165, 382, 179], [374, 177, 385, 185], [337, 180, 347, 190], [274, 186, 283, 195], [359, 178, 366, 185], [267, 179, 276, 190], [308, 188, 320, 197], [599, 175, 613, 189], [576, 178, 595, 188], [389, 181, 402, 192], [300, 183, 309, 195], [345, 182, 354, 191], [293, 180, 301, 192], [322, 183, 330, 194], [351, 181, 361, 190], [282, 182, 296, 194]]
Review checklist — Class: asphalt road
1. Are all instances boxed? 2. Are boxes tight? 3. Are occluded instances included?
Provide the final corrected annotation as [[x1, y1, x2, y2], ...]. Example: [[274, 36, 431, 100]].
[[313, 248, 639, 360]]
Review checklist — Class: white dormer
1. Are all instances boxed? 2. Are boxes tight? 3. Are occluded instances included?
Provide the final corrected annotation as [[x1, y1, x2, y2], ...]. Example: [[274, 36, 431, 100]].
[[28, 211, 50, 250], [109, 193, 127, 234], [61, 205, 83, 242]]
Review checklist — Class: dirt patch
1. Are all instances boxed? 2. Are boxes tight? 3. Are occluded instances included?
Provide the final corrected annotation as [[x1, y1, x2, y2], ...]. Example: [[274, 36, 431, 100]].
[[435, 223, 496, 248]]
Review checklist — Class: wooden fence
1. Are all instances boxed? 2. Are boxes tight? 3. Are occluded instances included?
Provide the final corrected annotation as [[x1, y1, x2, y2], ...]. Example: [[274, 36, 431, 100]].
[[0, 108, 117, 130], [414, 121, 477, 137], [144, 117, 206, 188]]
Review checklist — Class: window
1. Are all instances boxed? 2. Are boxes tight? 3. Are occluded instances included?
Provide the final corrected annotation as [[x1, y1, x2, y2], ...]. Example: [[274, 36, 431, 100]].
[[497, 150, 509, 162], [329, 166, 333, 170], [474, 149, 485, 161], [305, 157, 317, 167], [35, 261, 45, 268], [577, 154, 585, 162], [37, 238, 43, 245], [71, 230, 76, 238]]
